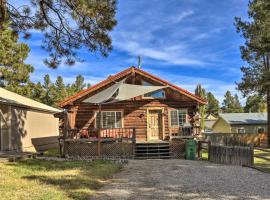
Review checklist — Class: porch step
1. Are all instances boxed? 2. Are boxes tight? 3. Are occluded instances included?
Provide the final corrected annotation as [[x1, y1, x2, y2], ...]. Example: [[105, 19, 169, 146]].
[[135, 143, 171, 159]]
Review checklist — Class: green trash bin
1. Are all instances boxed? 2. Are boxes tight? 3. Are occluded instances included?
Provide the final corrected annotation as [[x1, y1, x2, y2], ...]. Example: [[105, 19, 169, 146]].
[[185, 139, 196, 160]]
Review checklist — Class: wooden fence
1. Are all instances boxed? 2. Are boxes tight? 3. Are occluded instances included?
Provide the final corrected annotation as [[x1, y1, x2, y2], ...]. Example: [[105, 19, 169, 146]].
[[208, 144, 254, 166], [205, 133, 268, 147], [31, 136, 59, 152]]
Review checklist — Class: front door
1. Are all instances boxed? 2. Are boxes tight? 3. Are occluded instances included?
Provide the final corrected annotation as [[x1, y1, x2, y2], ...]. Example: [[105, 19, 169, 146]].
[[148, 110, 162, 140]]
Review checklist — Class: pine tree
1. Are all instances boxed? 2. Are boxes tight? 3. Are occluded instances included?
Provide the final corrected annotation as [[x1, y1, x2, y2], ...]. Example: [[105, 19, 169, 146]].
[[54, 76, 67, 106], [41, 74, 55, 106], [0, 0, 117, 68], [222, 91, 243, 113], [206, 92, 220, 115], [245, 95, 267, 113], [235, 0, 270, 146], [31, 82, 44, 102], [195, 84, 206, 130], [0, 22, 34, 96], [72, 75, 87, 93]]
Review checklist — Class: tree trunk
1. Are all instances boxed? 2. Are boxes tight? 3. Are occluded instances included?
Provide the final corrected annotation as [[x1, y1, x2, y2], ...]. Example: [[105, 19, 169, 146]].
[[0, 0, 7, 27], [267, 91, 270, 147]]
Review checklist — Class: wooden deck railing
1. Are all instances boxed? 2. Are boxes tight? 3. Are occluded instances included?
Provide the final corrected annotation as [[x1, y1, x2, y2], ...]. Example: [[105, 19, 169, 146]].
[[170, 126, 194, 139], [62, 127, 136, 143]]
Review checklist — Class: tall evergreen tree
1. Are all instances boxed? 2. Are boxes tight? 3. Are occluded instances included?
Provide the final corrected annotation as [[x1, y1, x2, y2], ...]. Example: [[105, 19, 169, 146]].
[[206, 92, 220, 115], [245, 94, 267, 113], [31, 82, 44, 102], [54, 76, 68, 106], [222, 91, 235, 113], [234, 94, 243, 113], [72, 75, 87, 93], [0, 0, 117, 68], [0, 22, 33, 96], [235, 0, 270, 146], [41, 74, 55, 106], [195, 84, 206, 130], [222, 91, 243, 113]]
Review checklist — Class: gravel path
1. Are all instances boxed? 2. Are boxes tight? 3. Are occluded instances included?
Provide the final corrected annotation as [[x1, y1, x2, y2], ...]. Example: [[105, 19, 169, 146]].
[[93, 159, 270, 200]]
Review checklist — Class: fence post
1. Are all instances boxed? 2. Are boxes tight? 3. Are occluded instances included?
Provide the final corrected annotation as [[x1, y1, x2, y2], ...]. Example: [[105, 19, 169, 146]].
[[132, 128, 136, 158], [197, 141, 202, 158], [208, 141, 211, 161]]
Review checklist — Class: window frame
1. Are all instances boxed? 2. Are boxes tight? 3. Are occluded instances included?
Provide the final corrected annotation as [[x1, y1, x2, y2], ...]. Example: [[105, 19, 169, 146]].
[[96, 110, 124, 128], [237, 127, 245, 134], [143, 89, 166, 99], [141, 80, 166, 99], [169, 109, 188, 128], [257, 126, 265, 134]]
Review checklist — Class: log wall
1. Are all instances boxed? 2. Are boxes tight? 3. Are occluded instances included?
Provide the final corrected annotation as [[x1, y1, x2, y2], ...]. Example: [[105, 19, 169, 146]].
[[67, 99, 197, 141]]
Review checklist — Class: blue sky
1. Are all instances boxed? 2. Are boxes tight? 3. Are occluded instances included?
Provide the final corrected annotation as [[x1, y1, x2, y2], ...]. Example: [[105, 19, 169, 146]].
[[21, 0, 249, 104]]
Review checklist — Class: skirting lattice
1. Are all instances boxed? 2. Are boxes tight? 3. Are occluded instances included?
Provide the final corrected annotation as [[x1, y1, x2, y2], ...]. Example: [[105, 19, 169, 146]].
[[170, 140, 186, 159], [64, 140, 134, 158]]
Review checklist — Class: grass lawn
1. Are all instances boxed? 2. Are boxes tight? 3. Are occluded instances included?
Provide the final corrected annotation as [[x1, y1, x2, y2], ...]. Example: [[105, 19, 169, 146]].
[[0, 157, 121, 200], [201, 148, 270, 173], [254, 148, 270, 173]]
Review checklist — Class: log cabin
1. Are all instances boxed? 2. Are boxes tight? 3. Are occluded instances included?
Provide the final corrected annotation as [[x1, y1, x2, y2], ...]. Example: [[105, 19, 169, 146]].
[[59, 66, 207, 142]]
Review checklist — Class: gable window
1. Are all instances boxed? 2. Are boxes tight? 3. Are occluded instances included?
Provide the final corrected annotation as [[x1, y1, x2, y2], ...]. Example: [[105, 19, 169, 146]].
[[144, 90, 166, 98], [257, 127, 265, 134], [101, 111, 122, 128], [170, 109, 188, 127], [142, 81, 166, 98]]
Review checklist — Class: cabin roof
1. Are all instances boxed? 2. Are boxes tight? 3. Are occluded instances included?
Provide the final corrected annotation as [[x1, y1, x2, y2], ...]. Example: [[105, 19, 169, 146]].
[[59, 66, 207, 107], [0, 87, 61, 114], [218, 113, 267, 125]]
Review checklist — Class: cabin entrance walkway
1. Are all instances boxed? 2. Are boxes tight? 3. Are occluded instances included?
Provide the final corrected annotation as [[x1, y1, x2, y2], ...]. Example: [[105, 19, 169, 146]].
[[93, 159, 270, 200]]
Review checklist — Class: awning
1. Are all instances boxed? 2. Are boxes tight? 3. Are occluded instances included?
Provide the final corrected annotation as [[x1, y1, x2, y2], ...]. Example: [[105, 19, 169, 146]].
[[83, 80, 167, 104]]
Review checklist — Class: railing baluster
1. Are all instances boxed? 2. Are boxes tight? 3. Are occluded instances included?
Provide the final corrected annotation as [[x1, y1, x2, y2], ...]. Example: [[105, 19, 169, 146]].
[[64, 127, 136, 141]]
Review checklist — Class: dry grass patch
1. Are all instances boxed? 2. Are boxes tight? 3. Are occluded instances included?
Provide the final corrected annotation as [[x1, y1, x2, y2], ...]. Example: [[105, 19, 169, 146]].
[[0, 159, 121, 200]]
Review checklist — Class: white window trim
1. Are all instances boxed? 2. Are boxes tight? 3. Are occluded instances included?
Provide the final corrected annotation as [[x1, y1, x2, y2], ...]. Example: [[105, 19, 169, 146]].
[[97, 110, 124, 128], [237, 127, 245, 134], [170, 109, 188, 128]]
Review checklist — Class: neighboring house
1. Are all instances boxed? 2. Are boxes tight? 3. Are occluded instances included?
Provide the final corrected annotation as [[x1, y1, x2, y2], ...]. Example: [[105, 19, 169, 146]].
[[204, 113, 217, 133], [59, 66, 207, 142], [0, 88, 61, 152], [212, 113, 267, 134]]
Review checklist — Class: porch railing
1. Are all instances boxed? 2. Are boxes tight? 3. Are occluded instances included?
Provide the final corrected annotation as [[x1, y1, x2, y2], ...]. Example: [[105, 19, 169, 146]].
[[62, 127, 136, 143], [170, 126, 194, 138]]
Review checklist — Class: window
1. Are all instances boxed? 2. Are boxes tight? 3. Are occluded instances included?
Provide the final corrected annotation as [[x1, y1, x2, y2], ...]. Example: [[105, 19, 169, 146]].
[[204, 128, 213, 133], [101, 111, 122, 128], [144, 90, 166, 98], [231, 127, 237, 133], [257, 127, 265, 134], [142, 81, 166, 98], [237, 127, 245, 134], [170, 109, 188, 127]]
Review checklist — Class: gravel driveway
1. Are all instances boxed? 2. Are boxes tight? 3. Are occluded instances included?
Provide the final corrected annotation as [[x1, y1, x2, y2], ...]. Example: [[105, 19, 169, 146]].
[[93, 159, 270, 200]]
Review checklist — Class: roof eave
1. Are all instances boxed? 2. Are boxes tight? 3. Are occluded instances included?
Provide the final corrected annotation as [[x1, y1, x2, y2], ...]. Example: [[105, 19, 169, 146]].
[[59, 66, 207, 107]]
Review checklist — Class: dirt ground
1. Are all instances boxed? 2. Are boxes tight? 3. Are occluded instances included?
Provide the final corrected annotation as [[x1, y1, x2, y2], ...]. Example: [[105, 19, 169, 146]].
[[93, 159, 270, 200]]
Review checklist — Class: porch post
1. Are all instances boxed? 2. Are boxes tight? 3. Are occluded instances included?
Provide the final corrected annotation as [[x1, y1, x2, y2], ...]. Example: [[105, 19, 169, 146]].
[[63, 109, 68, 139], [98, 104, 102, 158]]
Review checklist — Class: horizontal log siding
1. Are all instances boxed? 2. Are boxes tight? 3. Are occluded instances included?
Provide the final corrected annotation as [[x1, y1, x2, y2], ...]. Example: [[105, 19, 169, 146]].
[[69, 100, 197, 140]]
